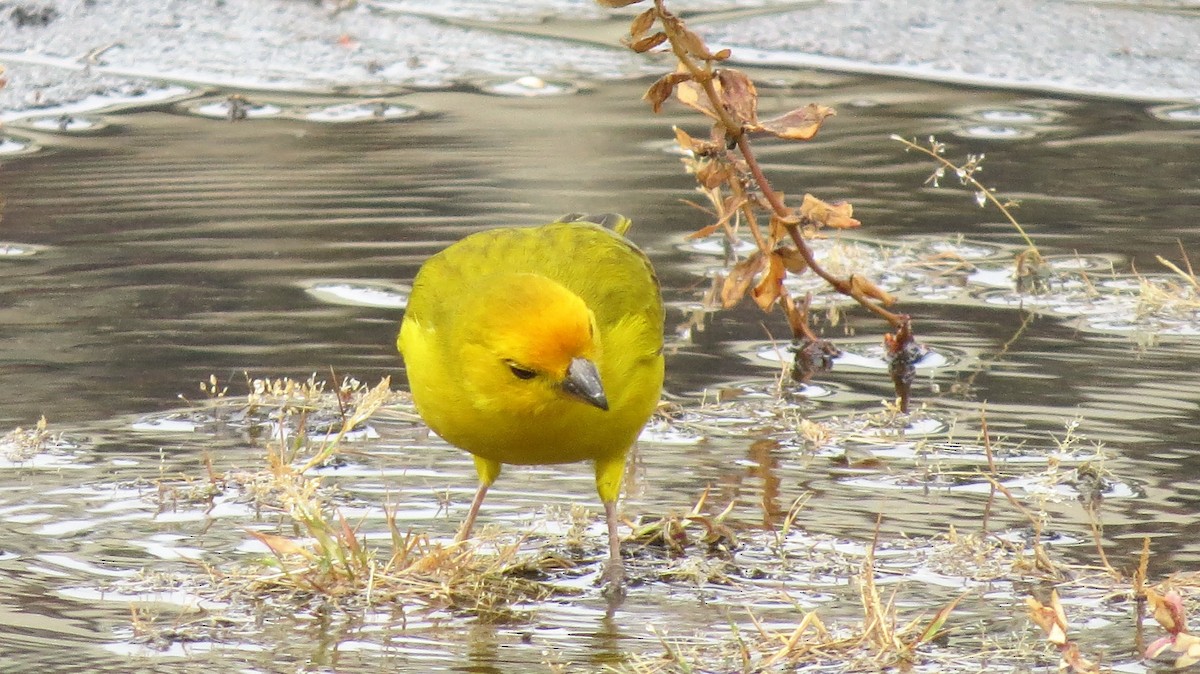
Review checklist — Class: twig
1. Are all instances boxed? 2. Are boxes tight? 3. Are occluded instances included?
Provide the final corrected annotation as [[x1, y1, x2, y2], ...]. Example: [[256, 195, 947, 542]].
[[891, 134, 1039, 255]]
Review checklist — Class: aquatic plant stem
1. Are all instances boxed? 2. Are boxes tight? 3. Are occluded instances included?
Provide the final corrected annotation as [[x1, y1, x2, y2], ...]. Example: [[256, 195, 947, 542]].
[[891, 134, 1040, 255], [654, 0, 908, 330]]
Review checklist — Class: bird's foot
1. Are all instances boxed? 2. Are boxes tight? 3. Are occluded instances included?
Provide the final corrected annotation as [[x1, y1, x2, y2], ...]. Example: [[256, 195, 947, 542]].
[[599, 558, 627, 608]]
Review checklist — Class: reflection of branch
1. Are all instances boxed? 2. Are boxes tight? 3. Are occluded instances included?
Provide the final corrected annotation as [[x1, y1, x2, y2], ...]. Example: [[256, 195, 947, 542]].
[[955, 309, 1035, 398]]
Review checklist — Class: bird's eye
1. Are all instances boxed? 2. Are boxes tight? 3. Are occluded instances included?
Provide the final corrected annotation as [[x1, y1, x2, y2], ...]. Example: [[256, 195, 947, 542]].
[[507, 363, 537, 380]]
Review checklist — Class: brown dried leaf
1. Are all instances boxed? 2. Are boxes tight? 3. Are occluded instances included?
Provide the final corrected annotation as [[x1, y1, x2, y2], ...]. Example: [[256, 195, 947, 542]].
[[695, 160, 732, 189], [248, 529, 314, 559], [756, 103, 836, 140], [1047, 623, 1068, 647], [713, 48, 731, 60], [685, 194, 744, 240], [676, 26, 715, 60], [777, 246, 808, 274], [721, 252, 764, 307], [672, 125, 700, 151], [1177, 634, 1200, 669], [1147, 588, 1186, 634], [849, 274, 895, 306], [629, 31, 668, 53], [645, 71, 692, 113], [751, 252, 785, 310], [1050, 591, 1070, 635], [799, 193, 861, 229], [782, 292, 806, 339], [767, 212, 799, 244], [1148, 588, 1172, 632], [596, 0, 646, 6], [716, 68, 757, 126], [629, 7, 656, 38], [676, 80, 718, 120], [1027, 592, 1070, 644], [672, 125, 700, 154], [686, 222, 722, 239]]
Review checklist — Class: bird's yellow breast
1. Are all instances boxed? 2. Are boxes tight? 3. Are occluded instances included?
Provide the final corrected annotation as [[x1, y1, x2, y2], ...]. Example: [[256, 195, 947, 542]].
[[398, 221, 664, 467]]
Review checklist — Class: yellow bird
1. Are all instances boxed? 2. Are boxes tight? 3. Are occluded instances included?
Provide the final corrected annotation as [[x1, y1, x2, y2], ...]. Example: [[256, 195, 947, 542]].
[[398, 214, 664, 589]]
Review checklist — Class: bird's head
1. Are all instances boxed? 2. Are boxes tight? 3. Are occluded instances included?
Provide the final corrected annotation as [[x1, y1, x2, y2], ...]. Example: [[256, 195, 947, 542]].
[[460, 273, 607, 414]]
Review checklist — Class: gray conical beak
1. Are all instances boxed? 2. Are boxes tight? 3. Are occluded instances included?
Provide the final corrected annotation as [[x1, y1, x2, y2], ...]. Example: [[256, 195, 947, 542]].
[[562, 357, 608, 411]]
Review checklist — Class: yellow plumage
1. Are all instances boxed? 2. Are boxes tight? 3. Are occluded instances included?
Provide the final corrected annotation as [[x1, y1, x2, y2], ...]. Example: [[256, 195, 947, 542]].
[[398, 215, 664, 590]]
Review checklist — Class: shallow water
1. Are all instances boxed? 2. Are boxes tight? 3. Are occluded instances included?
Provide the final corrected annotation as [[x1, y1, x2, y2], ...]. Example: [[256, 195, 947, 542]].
[[1, 70, 1200, 671]]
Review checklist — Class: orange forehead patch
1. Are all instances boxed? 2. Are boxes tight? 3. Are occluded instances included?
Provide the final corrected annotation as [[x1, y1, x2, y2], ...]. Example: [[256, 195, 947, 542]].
[[477, 274, 595, 374], [511, 299, 594, 373]]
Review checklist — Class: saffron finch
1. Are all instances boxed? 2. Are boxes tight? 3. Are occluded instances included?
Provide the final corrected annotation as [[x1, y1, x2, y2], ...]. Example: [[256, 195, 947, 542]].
[[398, 214, 664, 590]]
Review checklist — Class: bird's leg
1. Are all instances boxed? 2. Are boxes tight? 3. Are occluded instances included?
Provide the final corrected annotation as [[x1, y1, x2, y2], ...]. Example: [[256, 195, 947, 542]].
[[456, 456, 502, 544], [454, 481, 489, 544], [593, 454, 628, 602], [600, 499, 627, 603]]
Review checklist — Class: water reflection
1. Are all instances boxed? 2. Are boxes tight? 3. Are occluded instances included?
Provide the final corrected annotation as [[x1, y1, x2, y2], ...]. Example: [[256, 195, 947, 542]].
[[477, 76, 580, 97], [0, 134, 35, 155], [301, 280, 410, 309], [20, 116, 107, 134], [1149, 103, 1200, 123]]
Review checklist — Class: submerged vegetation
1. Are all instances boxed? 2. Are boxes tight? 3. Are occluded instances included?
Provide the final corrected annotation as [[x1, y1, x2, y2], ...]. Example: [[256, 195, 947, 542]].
[[0, 414, 52, 462], [49, 369, 1189, 672]]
